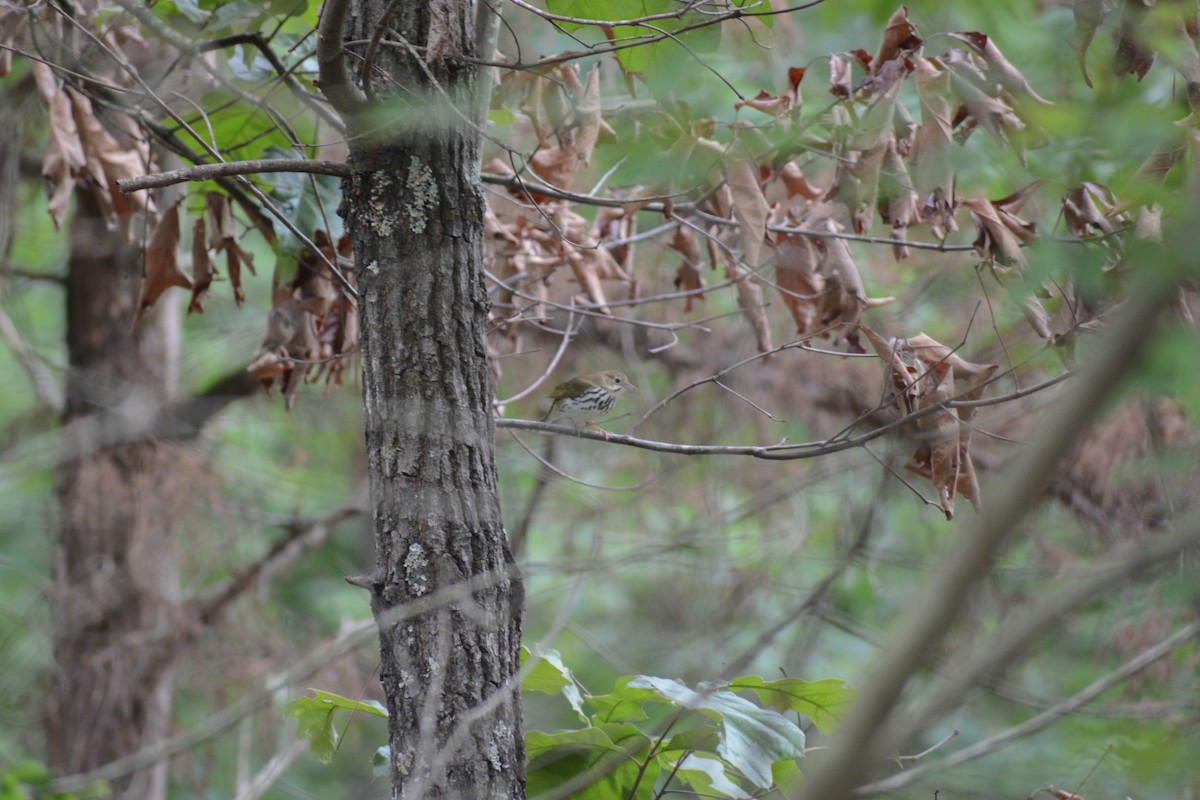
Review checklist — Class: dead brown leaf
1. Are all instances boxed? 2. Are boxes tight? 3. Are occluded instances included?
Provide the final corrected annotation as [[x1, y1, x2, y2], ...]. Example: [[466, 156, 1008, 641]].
[[668, 227, 706, 312], [133, 201, 191, 328], [724, 148, 770, 267], [911, 57, 957, 234], [1071, 0, 1107, 88], [948, 31, 1053, 106], [962, 183, 1040, 265], [33, 62, 85, 230], [1062, 182, 1125, 239], [1113, 0, 1155, 80], [862, 327, 997, 518], [729, 260, 772, 354], [829, 50, 872, 98], [873, 5, 922, 71], [736, 66, 805, 117], [774, 234, 824, 337], [189, 217, 214, 315]]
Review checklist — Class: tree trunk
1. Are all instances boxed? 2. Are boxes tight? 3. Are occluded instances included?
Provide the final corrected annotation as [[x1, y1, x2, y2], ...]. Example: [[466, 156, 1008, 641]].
[[337, 3, 525, 799], [44, 190, 185, 800]]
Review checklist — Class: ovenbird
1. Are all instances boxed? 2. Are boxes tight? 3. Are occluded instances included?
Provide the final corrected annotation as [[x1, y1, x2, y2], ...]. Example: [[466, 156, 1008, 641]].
[[542, 370, 636, 433]]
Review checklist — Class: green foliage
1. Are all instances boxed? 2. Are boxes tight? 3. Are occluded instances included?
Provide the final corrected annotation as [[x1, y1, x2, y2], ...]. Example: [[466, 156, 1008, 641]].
[[0, 760, 105, 800], [521, 647, 852, 798], [290, 648, 851, 798], [285, 689, 387, 765]]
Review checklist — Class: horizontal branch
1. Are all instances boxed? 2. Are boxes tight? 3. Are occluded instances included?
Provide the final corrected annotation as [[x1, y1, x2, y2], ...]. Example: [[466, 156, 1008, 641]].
[[858, 617, 1200, 796], [117, 159, 351, 193]]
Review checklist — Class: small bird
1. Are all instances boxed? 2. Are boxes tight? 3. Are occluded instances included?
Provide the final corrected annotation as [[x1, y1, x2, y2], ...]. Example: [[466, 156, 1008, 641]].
[[542, 370, 636, 435]]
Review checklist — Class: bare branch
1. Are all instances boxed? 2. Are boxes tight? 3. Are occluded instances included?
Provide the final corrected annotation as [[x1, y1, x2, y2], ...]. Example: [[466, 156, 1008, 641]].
[[316, 0, 368, 116], [860, 618, 1200, 796], [117, 159, 350, 192]]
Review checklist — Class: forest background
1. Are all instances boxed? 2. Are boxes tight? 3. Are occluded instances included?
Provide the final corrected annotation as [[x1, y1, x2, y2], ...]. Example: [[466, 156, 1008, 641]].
[[1, 0, 1199, 798]]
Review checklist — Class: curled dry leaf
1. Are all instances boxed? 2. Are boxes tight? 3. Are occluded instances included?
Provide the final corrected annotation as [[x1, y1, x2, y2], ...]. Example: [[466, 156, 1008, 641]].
[[774, 234, 824, 337], [829, 50, 872, 98], [1061, 182, 1126, 239], [1113, 0, 1156, 80], [729, 260, 773, 354], [944, 50, 1025, 147], [910, 57, 957, 235], [877, 140, 919, 259], [948, 31, 1053, 106], [777, 162, 824, 200], [962, 182, 1040, 265], [668, 226, 706, 312], [873, 5, 922, 72], [1071, 0, 1108, 88], [736, 66, 805, 117], [833, 141, 887, 235], [206, 191, 254, 305], [189, 217, 214, 315], [528, 64, 606, 191], [33, 62, 85, 230], [254, 231, 358, 407], [133, 201, 191, 329], [860, 326, 998, 518], [724, 146, 770, 267]]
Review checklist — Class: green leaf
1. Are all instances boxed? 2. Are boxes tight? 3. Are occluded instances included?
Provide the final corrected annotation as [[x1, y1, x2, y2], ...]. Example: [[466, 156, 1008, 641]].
[[259, 148, 344, 251], [285, 689, 387, 764], [526, 723, 660, 800], [544, 0, 722, 84], [373, 745, 390, 779], [586, 676, 667, 723], [521, 646, 587, 719], [488, 107, 517, 126], [626, 676, 806, 789], [728, 676, 856, 734], [670, 753, 753, 799]]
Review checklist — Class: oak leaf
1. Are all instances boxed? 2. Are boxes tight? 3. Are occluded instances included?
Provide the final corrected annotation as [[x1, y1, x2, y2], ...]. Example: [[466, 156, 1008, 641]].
[[133, 201, 191, 328], [873, 6, 922, 72], [189, 217, 214, 315]]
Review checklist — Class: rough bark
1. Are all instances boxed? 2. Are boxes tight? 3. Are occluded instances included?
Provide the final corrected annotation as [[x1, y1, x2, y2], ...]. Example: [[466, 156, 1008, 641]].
[[44, 190, 187, 800], [336, 3, 525, 798]]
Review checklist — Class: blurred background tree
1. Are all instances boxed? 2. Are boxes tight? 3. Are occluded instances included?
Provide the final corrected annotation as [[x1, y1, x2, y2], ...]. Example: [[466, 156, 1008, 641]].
[[0, 0, 1198, 798]]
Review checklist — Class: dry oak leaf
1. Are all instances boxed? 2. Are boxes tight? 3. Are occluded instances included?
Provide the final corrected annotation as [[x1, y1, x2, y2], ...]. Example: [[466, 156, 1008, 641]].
[[910, 57, 957, 234], [736, 66, 805, 117], [723, 145, 770, 268], [943, 49, 1025, 147], [873, 5, 922, 72], [1062, 182, 1125, 239], [774, 233, 824, 337], [667, 226, 706, 312], [33, 62, 86, 230], [860, 327, 997, 518], [206, 191, 255, 304], [133, 201, 191, 329], [1071, 0, 1108, 87], [189, 216, 215, 315], [1112, 0, 1155, 80], [962, 181, 1040, 266], [947, 31, 1053, 106], [829, 50, 873, 98]]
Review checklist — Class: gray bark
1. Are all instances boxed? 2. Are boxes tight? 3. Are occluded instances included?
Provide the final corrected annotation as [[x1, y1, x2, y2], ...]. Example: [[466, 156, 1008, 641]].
[[336, 2, 525, 798], [45, 190, 184, 800]]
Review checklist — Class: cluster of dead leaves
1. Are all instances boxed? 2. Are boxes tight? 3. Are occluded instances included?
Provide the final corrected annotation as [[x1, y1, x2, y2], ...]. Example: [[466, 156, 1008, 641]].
[[30, 61, 152, 234], [247, 231, 358, 409], [485, 61, 638, 365], [132, 193, 262, 327], [860, 326, 998, 520]]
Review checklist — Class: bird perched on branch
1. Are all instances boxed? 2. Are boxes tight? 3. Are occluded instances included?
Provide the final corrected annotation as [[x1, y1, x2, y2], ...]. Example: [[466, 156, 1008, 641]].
[[542, 370, 636, 436]]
